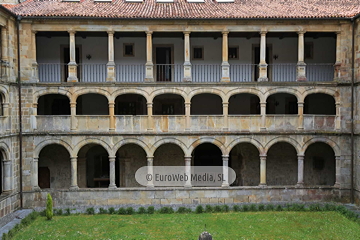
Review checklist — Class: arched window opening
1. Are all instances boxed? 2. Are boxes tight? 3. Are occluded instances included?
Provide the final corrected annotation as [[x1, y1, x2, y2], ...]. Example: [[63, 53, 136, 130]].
[[0, 151, 3, 194], [266, 93, 297, 114], [191, 94, 222, 115], [193, 143, 222, 166], [76, 94, 108, 115], [229, 94, 260, 115], [153, 94, 184, 115], [115, 94, 147, 115], [38, 94, 70, 115], [154, 143, 184, 166], [0, 94, 3, 116], [304, 93, 335, 115]]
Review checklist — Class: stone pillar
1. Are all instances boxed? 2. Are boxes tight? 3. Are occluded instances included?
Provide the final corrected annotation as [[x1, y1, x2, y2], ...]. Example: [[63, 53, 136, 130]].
[[222, 102, 228, 130], [258, 31, 268, 82], [260, 102, 266, 131], [33, 157, 40, 190], [336, 102, 341, 130], [259, 155, 266, 186], [221, 31, 230, 82], [297, 31, 307, 81], [334, 31, 341, 79], [70, 102, 77, 131], [184, 156, 192, 188], [109, 101, 115, 131], [3, 160, 11, 192], [221, 155, 229, 187], [185, 102, 191, 131], [31, 31, 39, 82], [147, 102, 153, 131], [106, 31, 116, 82], [296, 154, 304, 187], [31, 103, 37, 130], [70, 157, 79, 190], [147, 156, 154, 188], [1, 27, 9, 79], [334, 155, 341, 188], [109, 156, 117, 189], [67, 30, 78, 82], [145, 31, 154, 82], [183, 32, 192, 82], [298, 101, 304, 130]]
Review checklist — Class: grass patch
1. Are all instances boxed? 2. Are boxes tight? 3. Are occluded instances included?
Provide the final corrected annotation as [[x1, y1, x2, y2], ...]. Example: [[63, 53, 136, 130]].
[[12, 211, 360, 239]]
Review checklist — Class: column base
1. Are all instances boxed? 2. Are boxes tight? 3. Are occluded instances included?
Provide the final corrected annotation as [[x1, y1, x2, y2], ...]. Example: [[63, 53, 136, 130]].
[[108, 185, 117, 190], [221, 77, 230, 82], [109, 128, 115, 132], [144, 78, 154, 82], [296, 76, 307, 82], [259, 183, 267, 187], [260, 127, 267, 132], [334, 182, 340, 188], [33, 186, 41, 191], [183, 77, 192, 82], [295, 183, 304, 188], [69, 186, 79, 191], [67, 77, 78, 82], [297, 127, 304, 130], [257, 77, 268, 82]]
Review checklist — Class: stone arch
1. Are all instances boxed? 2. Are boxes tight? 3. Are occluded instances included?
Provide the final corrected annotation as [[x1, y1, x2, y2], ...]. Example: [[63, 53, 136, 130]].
[[151, 138, 188, 157], [226, 88, 264, 103], [149, 88, 188, 103], [72, 88, 111, 102], [264, 88, 301, 102], [0, 85, 9, 103], [189, 88, 226, 103], [301, 88, 339, 103], [112, 89, 150, 103], [73, 138, 112, 157], [34, 139, 72, 158], [33, 89, 71, 104], [113, 138, 151, 157], [0, 142, 10, 160], [189, 137, 226, 156], [226, 137, 264, 156], [301, 137, 340, 156], [264, 137, 301, 155]]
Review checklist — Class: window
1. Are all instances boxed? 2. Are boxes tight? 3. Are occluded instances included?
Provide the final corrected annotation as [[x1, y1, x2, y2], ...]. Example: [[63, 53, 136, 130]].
[[123, 43, 134, 57], [0, 95, 3, 116], [305, 42, 313, 59], [192, 47, 204, 60], [228, 46, 238, 59]]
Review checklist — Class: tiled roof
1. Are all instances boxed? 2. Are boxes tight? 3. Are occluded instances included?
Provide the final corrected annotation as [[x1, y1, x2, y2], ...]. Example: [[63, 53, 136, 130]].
[[5, 0, 360, 19]]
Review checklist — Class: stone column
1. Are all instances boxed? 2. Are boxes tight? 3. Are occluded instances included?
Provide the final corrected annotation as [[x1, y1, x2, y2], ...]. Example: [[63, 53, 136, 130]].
[[296, 154, 304, 187], [334, 155, 341, 188], [109, 156, 117, 189], [334, 32, 341, 79], [298, 101, 304, 130], [183, 32, 192, 82], [185, 102, 191, 131], [1, 27, 9, 79], [258, 31, 268, 82], [147, 156, 154, 188], [335, 102, 341, 130], [222, 102, 228, 130], [106, 31, 116, 82], [67, 30, 78, 82], [31, 31, 39, 82], [297, 31, 307, 81], [109, 101, 115, 131], [221, 155, 229, 187], [221, 31, 230, 82], [33, 157, 40, 190], [260, 102, 266, 131], [147, 102, 153, 131], [31, 103, 37, 131], [184, 156, 192, 188], [145, 31, 154, 82], [70, 102, 77, 131], [259, 155, 267, 186], [3, 159, 11, 192], [70, 157, 79, 190]]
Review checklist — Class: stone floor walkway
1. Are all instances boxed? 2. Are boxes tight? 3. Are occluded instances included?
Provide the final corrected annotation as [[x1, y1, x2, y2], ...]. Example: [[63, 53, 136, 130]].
[[0, 209, 33, 239]]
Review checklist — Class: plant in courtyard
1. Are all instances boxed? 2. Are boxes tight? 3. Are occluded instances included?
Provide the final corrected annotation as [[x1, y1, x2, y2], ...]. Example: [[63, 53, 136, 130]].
[[65, 208, 71, 216], [241, 205, 249, 212], [214, 205, 222, 212], [195, 205, 204, 214], [176, 207, 187, 214], [108, 207, 116, 214], [126, 207, 135, 215], [99, 208, 108, 214], [222, 205, 230, 212], [147, 206, 155, 214], [117, 207, 126, 215], [249, 204, 257, 211], [86, 207, 95, 215], [159, 207, 174, 214], [138, 207, 147, 214], [46, 193, 53, 220], [265, 204, 275, 211], [205, 205, 213, 213], [309, 203, 322, 211], [258, 204, 265, 211], [232, 205, 240, 212], [275, 205, 283, 211]]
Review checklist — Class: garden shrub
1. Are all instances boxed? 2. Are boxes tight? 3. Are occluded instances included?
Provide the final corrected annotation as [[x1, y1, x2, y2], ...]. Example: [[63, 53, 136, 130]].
[[265, 204, 274, 211], [177, 207, 187, 214], [233, 205, 240, 212], [222, 205, 230, 212], [46, 193, 53, 220], [195, 205, 204, 214], [242, 205, 249, 212], [117, 207, 126, 215], [205, 205, 213, 213], [108, 207, 115, 214], [138, 207, 147, 214], [214, 205, 222, 212], [147, 206, 155, 214], [249, 204, 257, 212], [258, 204, 265, 211], [99, 208, 108, 214], [126, 207, 135, 215], [86, 207, 95, 215], [275, 205, 283, 211]]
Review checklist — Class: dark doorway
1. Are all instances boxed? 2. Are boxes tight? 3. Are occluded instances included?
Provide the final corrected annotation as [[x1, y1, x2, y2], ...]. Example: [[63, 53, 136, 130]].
[[38, 167, 50, 189], [156, 47, 172, 82], [63, 46, 80, 81], [253, 46, 270, 81], [193, 143, 222, 166]]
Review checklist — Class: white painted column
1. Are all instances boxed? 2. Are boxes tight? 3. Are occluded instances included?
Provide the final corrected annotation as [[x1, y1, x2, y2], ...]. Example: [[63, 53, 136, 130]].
[[334, 31, 341, 79], [31, 31, 39, 82], [67, 30, 78, 82], [221, 155, 229, 187], [259, 155, 267, 186], [33, 157, 40, 190], [109, 156, 117, 189], [183, 32, 192, 82], [70, 157, 79, 190], [336, 102, 341, 130], [106, 31, 116, 82], [145, 31, 154, 82], [3, 160, 11, 192], [334, 155, 341, 188], [222, 102, 229, 130], [185, 102, 191, 131], [70, 102, 77, 131], [147, 156, 154, 188], [184, 156, 192, 188], [258, 31, 268, 82], [1, 26, 9, 79], [109, 101, 115, 131], [260, 102, 266, 131], [147, 102, 153, 131], [297, 31, 307, 81], [221, 31, 230, 82], [298, 101, 304, 130], [296, 154, 304, 187]]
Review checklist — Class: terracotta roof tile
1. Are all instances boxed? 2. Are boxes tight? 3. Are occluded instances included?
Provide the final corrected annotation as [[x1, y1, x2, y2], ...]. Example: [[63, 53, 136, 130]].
[[5, 0, 360, 19]]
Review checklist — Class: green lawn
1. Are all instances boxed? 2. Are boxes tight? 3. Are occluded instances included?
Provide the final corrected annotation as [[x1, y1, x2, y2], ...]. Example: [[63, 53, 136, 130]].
[[13, 212, 360, 240]]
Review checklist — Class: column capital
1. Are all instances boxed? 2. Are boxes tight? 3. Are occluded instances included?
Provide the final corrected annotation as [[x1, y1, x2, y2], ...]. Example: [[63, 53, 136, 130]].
[[109, 156, 116, 161], [336, 31, 342, 35], [146, 31, 153, 35], [31, 30, 37, 34], [297, 154, 305, 158], [335, 155, 341, 159], [70, 157, 77, 162], [298, 101, 304, 106], [147, 102, 153, 107], [108, 102, 115, 107], [260, 154, 267, 158], [33, 157, 39, 162], [184, 156, 192, 161], [107, 30, 115, 35], [70, 102, 76, 107], [222, 155, 229, 159], [222, 31, 229, 35], [183, 31, 191, 35], [185, 102, 191, 106], [260, 30, 267, 35], [297, 30, 306, 35], [3, 159, 11, 164], [147, 156, 154, 160], [68, 30, 76, 34], [335, 102, 341, 106]]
